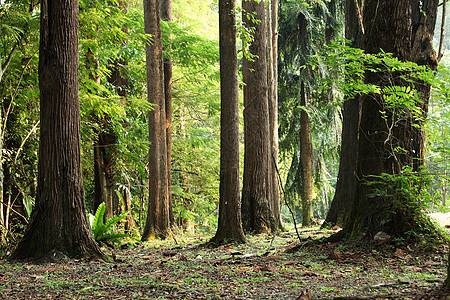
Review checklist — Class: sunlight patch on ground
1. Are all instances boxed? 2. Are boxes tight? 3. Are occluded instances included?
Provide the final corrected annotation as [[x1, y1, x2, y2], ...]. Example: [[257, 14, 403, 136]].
[[429, 212, 450, 228]]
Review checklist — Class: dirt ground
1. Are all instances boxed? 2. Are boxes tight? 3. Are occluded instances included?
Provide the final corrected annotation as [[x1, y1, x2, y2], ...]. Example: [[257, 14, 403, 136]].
[[0, 227, 449, 299]]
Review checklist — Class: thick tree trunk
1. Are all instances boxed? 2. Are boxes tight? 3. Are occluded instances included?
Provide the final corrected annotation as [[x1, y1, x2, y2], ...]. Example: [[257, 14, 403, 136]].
[[343, 0, 438, 238], [300, 81, 314, 226], [324, 0, 363, 227], [241, 0, 275, 234], [142, 0, 170, 240], [211, 0, 245, 244], [12, 0, 105, 259]]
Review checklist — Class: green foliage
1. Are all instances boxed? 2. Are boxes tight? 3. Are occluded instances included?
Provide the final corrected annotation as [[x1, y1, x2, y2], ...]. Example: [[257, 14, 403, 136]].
[[365, 166, 438, 234], [90, 203, 130, 245], [278, 0, 342, 218]]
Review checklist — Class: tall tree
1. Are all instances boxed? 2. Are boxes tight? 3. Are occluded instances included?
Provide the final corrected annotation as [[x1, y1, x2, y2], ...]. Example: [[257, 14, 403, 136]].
[[300, 81, 314, 226], [343, 0, 439, 238], [323, 0, 363, 227], [142, 0, 171, 240], [12, 0, 105, 259], [160, 0, 175, 227], [242, 0, 276, 234], [211, 0, 246, 244], [267, 0, 284, 231]]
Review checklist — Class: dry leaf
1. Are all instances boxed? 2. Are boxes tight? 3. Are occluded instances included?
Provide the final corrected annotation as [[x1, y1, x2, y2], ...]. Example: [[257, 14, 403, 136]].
[[28, 275, 45, 280], [329, 249, 341, 260], [217, 243, 235, 250], [178, 254, 188, 261], [264, 256, 285, 262], [331, 271, 345, 277], [301, 271, 319, 277], [405, 266, 422, 272], [284, 261, 299, 266], [275, 241, 298, 255], [395, 248, 405, 257], [259, 265, 278, 272], [162, 251, 177, 257], [331, 225, 342, 231], [296, 290, 312, 300], [227, 249, 244, 256], [33, 266, 73, 274]]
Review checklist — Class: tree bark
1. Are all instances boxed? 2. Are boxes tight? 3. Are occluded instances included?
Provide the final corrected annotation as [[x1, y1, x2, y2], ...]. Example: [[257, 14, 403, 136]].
[[142, 0, 171, 240], [324, 0, 363, 227], [12, 0, 105, 259], [160, 0, 175, 228], [410, 0, 439, 170], [93, 131, 117, 219], [300, 81, 314, 226], [267, 0, 284, 231], [437, 0, 447, 62], [343, 0, 438, 238], [241, 0, 275, 234], [211, 0, 246, 244]]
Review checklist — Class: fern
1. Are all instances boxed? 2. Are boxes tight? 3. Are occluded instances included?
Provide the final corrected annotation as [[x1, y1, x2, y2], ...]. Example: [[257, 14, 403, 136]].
[[90, 203, 130, 245]]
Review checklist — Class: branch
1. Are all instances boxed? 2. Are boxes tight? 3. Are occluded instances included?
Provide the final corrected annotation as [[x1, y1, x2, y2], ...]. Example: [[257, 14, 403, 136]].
[[0, 39, 20, 83], [354, 0, 365, 35], [438, 0, 447, 62], [14, 120, 40, 163], [272, 152, 302, 243], [2, 47, 39, 139]]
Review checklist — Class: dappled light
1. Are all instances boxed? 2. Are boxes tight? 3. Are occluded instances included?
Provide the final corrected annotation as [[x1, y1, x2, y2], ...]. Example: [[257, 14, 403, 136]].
[[1, 0, 450, 298]]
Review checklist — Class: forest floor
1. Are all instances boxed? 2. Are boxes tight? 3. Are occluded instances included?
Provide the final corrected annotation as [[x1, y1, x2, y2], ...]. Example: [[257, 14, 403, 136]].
[[0, 223, 449, 300]]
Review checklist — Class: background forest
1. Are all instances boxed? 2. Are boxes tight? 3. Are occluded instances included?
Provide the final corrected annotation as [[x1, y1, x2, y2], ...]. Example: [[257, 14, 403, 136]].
[[1, 0, 450, 252]]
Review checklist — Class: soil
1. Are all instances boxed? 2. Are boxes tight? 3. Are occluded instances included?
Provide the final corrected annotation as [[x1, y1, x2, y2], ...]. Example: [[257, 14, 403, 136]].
[[0, 227, 449, 299]]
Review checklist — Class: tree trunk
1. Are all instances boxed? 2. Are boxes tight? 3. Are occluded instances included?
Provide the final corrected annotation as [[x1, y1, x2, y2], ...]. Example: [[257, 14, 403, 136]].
[[300, 81, 314, 226], [142, 0, 171, 240], [160, 0, 175, 228], [12, 0, 105, 259], [93, 132, 117, 219], [0, 106, 4, 245], [211, 0, 246, 244], [241, 0, 275, 234], [343, 0, 437, 238], [122, 179, 136, 232], [267, 0, 284, 231], [410, 0, 439, 170], [323, 0, 363, 227], [446, 250, 450, 288]]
